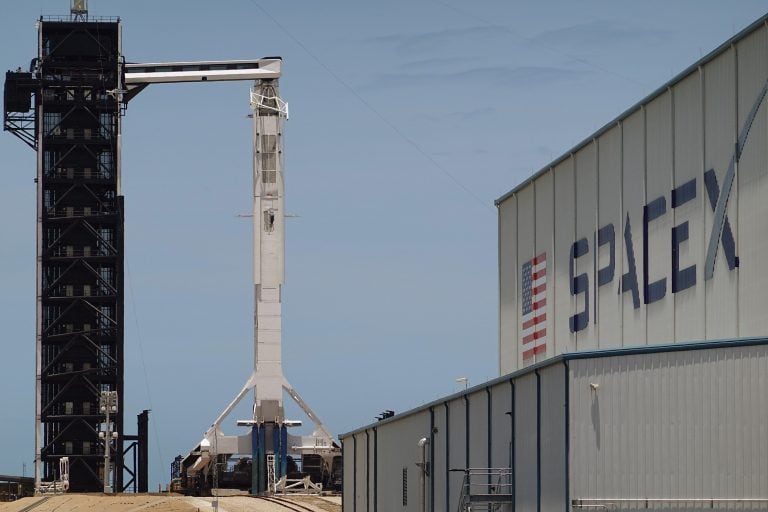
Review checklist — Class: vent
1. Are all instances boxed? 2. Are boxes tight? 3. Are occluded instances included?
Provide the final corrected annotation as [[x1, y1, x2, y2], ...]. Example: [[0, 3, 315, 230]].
[[263, 170, 277, 184], [261, 153, 276, 170], [402, 467, 408, 506]]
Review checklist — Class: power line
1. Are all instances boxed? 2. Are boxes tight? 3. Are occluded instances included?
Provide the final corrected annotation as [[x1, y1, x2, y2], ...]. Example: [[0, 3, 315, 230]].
[[244, 0, 495, 214]]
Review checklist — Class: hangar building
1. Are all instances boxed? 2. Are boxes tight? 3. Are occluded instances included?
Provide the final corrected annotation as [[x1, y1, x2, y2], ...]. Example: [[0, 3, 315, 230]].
[[342, 13, 768, 512]]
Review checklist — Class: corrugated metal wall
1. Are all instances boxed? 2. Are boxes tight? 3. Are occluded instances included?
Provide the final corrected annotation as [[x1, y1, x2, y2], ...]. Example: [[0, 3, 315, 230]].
[[498, 18, 768, 375], [569, 344, 768, 509], [499, 197, 519, 372], [342, 341, 768, 512], [515, 372, 538, 510], [736, 26, 768, 337], [341, 361, 568, 512], [376, 410, 430, 511], [432, 404, 447, 512], [540, 363, 567, 510], [354, 431, 369, 512]]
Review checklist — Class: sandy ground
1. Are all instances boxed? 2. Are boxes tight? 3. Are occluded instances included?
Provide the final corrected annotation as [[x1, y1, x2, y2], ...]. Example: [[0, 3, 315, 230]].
[[0, 494, 341, 512]]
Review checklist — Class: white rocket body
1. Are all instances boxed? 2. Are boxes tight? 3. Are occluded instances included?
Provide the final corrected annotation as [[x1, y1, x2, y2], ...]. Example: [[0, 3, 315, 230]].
[[252, 82, 286, 421]]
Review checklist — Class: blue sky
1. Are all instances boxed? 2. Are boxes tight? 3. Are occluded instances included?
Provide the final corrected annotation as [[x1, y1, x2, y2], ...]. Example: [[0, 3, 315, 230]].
[[1, 0, 767, 489]]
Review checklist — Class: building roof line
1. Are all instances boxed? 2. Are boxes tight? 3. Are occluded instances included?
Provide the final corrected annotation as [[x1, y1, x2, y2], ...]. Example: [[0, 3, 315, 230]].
[[495, 12, 768, 207], [340, 336, 768, 438]]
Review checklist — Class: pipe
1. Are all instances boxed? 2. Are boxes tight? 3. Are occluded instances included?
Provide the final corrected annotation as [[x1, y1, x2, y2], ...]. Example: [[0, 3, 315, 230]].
[[417, 437, 430, 512]]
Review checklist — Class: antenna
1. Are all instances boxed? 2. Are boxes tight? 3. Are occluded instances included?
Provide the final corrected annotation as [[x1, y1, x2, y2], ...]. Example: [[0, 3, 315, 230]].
[[70, 0, 88, 21]]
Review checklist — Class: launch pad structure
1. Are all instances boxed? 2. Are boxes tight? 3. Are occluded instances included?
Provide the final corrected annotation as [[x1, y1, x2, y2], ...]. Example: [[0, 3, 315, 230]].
[[4, 0, 339, 495]]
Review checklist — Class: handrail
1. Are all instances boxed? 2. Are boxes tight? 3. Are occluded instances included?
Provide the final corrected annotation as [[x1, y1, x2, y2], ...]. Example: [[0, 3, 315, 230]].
[[456, 468, 514, 512], [39, 15, 120, 22], [573, 497, 768, 509]]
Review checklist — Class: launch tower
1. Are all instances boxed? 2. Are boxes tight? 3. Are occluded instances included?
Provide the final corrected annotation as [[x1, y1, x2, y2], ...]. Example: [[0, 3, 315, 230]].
[[4, 9, 126, 492], [5, 0, 338, 495]]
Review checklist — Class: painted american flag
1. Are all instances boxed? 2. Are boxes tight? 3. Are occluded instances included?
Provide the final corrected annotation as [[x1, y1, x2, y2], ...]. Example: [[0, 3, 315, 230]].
[[521, 252, 547, 360]]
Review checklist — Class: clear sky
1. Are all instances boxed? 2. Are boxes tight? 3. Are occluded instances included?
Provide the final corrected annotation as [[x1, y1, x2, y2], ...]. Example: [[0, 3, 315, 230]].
[[1, 0, 767, 489]]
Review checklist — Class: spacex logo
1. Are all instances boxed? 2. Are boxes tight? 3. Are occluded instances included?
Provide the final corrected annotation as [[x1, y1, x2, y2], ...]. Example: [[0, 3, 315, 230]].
[[566, 80, 768, 333], [568, 169, 737, 333]]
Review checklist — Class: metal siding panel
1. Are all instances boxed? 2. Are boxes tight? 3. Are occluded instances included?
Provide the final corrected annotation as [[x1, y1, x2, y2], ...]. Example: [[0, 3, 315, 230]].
[[736, 25, 768, 337], [539, 364, 566, 511], [553, 159, 576, 358], [700, 349, 713, 497], [644, 91, 675, 344], [375, 411, 431, 512], [355, 432, 368, 511], [375, 425, 396, 511], [760, 346, 768, 496], [610, 356, 625, 498], [535, 171, 555, 362], [703, 47, 738, 340], [343, 438, 354, 511], [467, 391, 488, 471], [499, 197, 519, 374], [672, 72, 706, 342], [369, 431, 374, 512], [517, 185, 536, 367], [621, 110, 647, 346], [568, 364, 583, 497], [514, 372, 537, 510], [432, 406, 447, 512], [490, 381, 513, 469], [569, 345, 768, 507], [575, 144, 598, 351], [596, 125, 623, 349], [448, 398, 466, 511]]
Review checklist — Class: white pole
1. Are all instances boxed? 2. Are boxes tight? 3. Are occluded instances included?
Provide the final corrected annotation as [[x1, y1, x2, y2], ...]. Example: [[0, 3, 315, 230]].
[[104, 397, 110, 493]]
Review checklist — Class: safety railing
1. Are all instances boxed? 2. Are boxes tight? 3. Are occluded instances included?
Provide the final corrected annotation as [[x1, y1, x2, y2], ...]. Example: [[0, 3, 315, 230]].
[[455, 468, 513, 512], [572, 498, 768, 509]]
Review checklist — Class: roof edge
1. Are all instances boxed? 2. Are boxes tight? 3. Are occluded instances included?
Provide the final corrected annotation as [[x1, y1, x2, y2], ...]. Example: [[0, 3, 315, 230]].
[[340, 336, 768, 438], [494, 13, 768, 207]]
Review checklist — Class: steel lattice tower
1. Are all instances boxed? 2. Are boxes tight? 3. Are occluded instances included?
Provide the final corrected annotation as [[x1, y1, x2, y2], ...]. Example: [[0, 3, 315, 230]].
[[5, 16, 125, 492]]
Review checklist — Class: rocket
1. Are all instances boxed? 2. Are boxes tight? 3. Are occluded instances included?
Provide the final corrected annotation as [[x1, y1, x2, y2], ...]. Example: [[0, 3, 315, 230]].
[[251, 79, 287, 424]]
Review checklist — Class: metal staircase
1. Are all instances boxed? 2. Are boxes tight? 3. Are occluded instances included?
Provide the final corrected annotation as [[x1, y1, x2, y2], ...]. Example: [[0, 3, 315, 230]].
[[457, 468, 513, 511]]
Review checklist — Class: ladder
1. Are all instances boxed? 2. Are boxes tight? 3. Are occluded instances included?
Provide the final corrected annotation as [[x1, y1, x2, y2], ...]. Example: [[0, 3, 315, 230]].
[[456, 468, 513, 512]]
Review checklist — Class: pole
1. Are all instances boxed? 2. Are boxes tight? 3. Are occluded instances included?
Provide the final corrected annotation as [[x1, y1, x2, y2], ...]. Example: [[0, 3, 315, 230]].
[[137, 410, 149, 492], [418, 438, 430, 512], [101, 391, 118, 493], [104, 398, 111, 493]]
